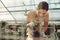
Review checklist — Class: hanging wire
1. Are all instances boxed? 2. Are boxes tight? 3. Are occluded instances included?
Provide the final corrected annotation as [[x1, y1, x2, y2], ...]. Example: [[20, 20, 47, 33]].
[[22, 2, 28, 16]]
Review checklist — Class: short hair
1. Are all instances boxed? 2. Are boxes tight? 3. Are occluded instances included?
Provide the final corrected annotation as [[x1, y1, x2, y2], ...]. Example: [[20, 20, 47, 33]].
[[37, 1, 49, 11]]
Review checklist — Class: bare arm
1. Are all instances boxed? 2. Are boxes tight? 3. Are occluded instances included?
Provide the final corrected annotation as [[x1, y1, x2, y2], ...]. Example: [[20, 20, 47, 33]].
[[26, 11, 31, 23], [26, 11, 37, 25], [43, 13, 49, 32]]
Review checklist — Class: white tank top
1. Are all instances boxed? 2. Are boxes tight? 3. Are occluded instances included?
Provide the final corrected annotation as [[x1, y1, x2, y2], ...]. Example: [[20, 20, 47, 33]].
[[36, 10, 45, 27], [30, 10, 45, 27]]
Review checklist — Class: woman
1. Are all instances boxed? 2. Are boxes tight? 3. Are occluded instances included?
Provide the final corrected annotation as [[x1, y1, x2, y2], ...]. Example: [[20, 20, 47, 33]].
[[26, 1, 49, 40]]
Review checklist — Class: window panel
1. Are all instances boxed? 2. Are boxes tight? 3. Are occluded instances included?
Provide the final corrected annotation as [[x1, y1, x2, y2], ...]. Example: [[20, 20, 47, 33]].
[[0, 13, 14, 21]]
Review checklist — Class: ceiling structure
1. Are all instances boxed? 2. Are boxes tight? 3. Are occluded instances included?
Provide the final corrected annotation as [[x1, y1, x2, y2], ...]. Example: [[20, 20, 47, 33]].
[[0, 0, 60, 23]]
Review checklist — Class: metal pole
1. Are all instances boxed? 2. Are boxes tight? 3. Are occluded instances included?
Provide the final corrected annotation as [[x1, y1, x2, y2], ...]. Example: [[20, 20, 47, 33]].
[[0, 0, 17, 24]]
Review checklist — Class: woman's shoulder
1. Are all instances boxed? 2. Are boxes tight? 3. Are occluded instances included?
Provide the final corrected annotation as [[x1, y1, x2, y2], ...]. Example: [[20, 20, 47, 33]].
[[27, 9, 37, 15], [28, 9, 37, 13], [45, 12, 49, 16]]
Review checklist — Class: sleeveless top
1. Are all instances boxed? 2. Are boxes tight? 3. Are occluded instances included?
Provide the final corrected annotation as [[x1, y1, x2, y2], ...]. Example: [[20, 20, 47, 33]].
[[34, 10, 46, 34], [28, 10, 45, 32], [33, 10, 45, 37], [26, 10, 46, 36], [34, 10, 45, 27]]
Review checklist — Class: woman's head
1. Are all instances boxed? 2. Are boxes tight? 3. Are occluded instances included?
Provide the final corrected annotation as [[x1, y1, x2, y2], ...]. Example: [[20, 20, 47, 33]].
[[37, 1, 49, 11]]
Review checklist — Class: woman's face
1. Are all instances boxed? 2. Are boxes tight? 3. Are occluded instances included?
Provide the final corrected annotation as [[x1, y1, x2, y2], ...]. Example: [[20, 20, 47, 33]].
[[38, 9, 47, 14]]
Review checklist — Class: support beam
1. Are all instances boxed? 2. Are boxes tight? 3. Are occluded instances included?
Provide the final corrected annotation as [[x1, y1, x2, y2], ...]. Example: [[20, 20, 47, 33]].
[[0, 0, 17, 23]]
